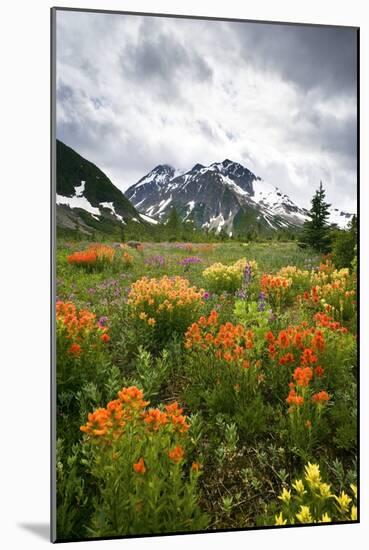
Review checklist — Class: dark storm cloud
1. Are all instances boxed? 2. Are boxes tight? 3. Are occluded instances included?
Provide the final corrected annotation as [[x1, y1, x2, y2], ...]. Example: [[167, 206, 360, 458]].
[[119, 18, 213, 99], [285, 89, 357, 166], [57, 82, 74, 103], [234, 23, 357, 95], [310, 112, 357, 159]]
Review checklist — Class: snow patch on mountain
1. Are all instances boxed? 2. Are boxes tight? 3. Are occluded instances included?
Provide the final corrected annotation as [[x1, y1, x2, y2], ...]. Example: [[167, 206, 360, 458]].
[[328, 207, 353, 229], [139, 213, 159, 224], [156, 196, 173, 215], [100, 201, 124, 223], [57, 181, 128, 224], [74, 180, 86, 197], [57, 191, 101, 217], [220, 174, 249, 196]]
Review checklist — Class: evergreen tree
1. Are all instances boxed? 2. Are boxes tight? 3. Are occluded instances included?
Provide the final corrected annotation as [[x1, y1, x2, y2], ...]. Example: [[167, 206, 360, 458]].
[[166, 206, 182, 241], [300, 181, 332, 253], [120, 224, 125, 243]]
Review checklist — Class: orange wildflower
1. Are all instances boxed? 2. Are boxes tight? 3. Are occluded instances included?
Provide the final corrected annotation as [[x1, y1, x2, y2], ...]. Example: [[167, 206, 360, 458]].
[[312, 391, 330, 404], [191, 462, 202, 472], [314, 366, 325, 377], [286, 389, 304, 407], [293, 367, 313, 387], [80, 408, 110, 436], [133, 457, 146, 474], [168, 445, 185, 463], [164, 402, 183, 416], [279, 352, 295, 365], [278, 331, 290, 349], [68, 343, 82, 356], [101, 333, 110, 343], [185, 312, 255, 370], [143, 408, 168, 430], [67, 250, 98, 266]]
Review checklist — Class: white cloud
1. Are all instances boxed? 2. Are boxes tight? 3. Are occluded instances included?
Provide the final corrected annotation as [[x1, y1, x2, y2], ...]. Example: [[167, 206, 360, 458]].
[[56, 10, 357, 212]]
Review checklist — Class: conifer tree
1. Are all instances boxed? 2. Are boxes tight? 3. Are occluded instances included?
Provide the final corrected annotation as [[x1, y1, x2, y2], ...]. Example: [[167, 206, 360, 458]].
[[166, 206, 182, 240], [300, 181, 332, 253]]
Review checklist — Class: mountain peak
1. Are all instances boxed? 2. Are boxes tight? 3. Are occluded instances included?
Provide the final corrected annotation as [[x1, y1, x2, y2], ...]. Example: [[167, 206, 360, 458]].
[[191, 163, 205, 172], [152, 164, 175, 173]]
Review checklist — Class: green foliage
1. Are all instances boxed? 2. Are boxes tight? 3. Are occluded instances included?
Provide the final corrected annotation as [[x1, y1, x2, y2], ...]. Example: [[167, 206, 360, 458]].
[[56, 440, 88, 540], [234, 300, 271, 349], [331, 215, 357, 269], [330, 382, 357, 451], [166, 206, 182, 241], [133, 347, 171, 400], [184, 352, 270, 440]]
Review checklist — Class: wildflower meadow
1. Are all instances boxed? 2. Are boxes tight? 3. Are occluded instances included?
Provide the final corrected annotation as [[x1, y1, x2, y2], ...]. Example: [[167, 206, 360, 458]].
[[55, 239, 357, 540]]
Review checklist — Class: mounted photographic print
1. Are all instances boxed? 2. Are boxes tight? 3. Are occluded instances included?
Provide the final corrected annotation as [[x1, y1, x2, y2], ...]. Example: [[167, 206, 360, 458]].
[[51, 7, 359, 542]]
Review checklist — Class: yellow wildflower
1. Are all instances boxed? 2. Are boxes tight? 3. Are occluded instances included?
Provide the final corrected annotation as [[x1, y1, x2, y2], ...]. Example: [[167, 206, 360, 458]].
[[292, 479, 306, 495], [304, 463, 321, 487], [351, 505, 357, 520], [275, 512, 288, 526], [320, 513, 331, 523], [335, 491, 352, 512], [278, 488, 292, 504], [139, 312, 147, 320], [147, 318, 156, 326], [319, 483, 333, 499], [296, 505, 313, 524]]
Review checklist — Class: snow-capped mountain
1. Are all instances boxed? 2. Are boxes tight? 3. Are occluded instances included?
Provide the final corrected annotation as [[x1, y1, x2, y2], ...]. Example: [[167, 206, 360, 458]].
[[126, 159, 353, 235], [56, 140, 157, 235]]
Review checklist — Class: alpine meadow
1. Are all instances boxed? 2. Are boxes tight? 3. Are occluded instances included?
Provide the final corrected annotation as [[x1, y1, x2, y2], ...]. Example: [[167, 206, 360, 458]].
[[53, 9, 358, 541]]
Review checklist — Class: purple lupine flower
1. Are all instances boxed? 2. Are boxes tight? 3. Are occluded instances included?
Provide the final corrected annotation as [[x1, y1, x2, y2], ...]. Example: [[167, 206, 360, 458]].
[[179, 256, 202, 271], [145, 255, 166, 268], [98, 316, 109, 327], [257, 291, 266, 311], [243, 262, 252, 285], [179, 256, 202, 266], [235, 288, 248, 300]]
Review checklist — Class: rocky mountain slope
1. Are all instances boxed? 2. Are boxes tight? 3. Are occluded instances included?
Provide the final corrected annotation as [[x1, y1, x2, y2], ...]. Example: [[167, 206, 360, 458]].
[[56, 140, 156, 235], [125, 159, 353, 235]]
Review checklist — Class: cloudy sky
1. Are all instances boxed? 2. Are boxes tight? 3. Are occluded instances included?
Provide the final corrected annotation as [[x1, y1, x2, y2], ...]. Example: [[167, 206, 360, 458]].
[[56, 10, 357, 211]]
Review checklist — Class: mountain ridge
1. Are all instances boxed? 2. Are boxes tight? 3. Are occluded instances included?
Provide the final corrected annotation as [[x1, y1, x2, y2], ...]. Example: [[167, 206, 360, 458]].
[[125, 158, 353, 235]]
